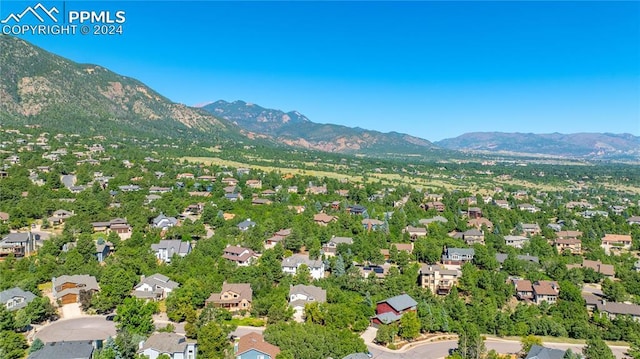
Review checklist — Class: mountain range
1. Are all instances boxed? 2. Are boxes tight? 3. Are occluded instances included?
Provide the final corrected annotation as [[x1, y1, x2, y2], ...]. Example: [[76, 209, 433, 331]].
[[1, 34, 638, 160], [435, 132, 640, 158]]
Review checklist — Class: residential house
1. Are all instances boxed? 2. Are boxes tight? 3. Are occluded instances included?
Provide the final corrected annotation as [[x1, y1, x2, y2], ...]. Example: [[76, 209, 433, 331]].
[[188, 191, 211, 197], [601, 234, 633, 254], [554, 238, 582, 255], [423, 201, 445, 212], [321, 236, 353, 257], [0, 212, 9, 223], [467, 207, 482, 219], [371, 294, 418, 325], [152, 214, 179, 231], [48, 209, 74, 225], [419, 264, 461, 295], [151, 240, 192, 263], [176, 173, 195, 180], [281, 254, 325, 280], [206, 282, 252, 313], [404, 225, 427, 240], [132, 273, 180, 301], [380, 243, 414, 260], [52, 274, 100, 305], [556, 230, 582, 240], [493, 199, 511, 209], [251, 198, 272, 206], [265, 228, 291, 249], [524, 345, 566, 359], [138, 332, 197, 359], [467, 217, 493, 231], [518, 203, 540, 213], [504, 235, 529, 249], [453, 229, 485, 245], [0, 232, 36, 258], [583, 293, 640, 322], [520, 223, 541, 236], [237, 168, 250, 176], [358, 263, 391, 279], [313, 213, 337, 226], [581, 210, 609, 218], [348, 205, 368, 216], [289, 284, 327, 322], [94, 241, 111, 263], [149, 186, 172, 194], [442, 247, 475, 265], [513, 280, 559, 305], [222, 246, 257, 266], [119, 184, 141, 192], [566, 260, 615, 278], [627, 216, 640, 225], [225, 193, 243, 202], [233, 332, 280, 359], [362, 218, 385, 231], [237, 219, 256, 231], [306, 185, 328, 195], [28, 340, 96, 359], [0, 287, 36, 311], [245, 179, 262, 189], [91, 218, 132, 240]]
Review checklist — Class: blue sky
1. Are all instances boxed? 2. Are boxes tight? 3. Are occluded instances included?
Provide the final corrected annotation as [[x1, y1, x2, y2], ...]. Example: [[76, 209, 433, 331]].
[[3, 1, 639, 141]]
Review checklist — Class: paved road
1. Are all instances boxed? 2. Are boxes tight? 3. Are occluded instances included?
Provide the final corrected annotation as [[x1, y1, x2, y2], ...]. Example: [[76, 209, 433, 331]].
[[35, 317, 116, 343], [366, 338, 629, 359]]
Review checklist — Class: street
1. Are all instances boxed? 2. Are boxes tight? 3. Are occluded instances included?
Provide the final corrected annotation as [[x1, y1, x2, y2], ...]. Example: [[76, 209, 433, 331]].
[[34, 316, 116, 342]]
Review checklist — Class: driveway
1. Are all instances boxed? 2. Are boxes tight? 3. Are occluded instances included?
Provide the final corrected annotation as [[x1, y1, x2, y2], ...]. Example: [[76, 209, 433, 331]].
[[35, 317, 116, 343], [60, 303, 84, 319]]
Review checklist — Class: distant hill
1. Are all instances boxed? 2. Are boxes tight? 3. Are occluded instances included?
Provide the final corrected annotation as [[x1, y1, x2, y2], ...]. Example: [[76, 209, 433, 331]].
[[202, 100, 435, 154], [0, 35, 233, 140], [436, 132, 640, 159]]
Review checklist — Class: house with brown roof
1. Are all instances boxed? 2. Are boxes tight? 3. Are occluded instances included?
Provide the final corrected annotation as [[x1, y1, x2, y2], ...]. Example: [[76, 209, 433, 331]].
[[222, 245, 257, 266], [423, 201, 445, 212], [467, 217, 493, 231], [52, 275, 100, 305], [0, 212, 9, 223], [566, 260, 615, 278], [520, 223, 541, 236], [554, 238, 582, 255], [628, 216, 640, 225], [380, 243, 414, 260], [419, 264, 461, 295], [234, 332, 280, 359], [313, 213, 337, 226], [493, 199, 511, 209], [556, 230, 582, 240], [513, 279, 534, 301], [289, 284, 327, 322], [246, 179, 262, 189], [513, 279, 560, 305], [467, 207, 482, 219], [321, 236, 353, 257], [601, 234, 633, 254], [403, 225, 427, 240], [206, 282, 252, 313]]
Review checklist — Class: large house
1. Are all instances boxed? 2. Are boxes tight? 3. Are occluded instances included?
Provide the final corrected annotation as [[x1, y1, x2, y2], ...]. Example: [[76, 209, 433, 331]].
[[504, 235, 529, 249], [138, 332, 197, 359], [91, 218, 132, 240], [419, 264, 461, 295], [554, 238, 582, 255], [321, 236, 353, 257], [520, 223, 541, 236], [222, 245, 257, 266], [513, 279, 560, 305], [452, 229, 485, 245], [132, 273, 180, 301], [601, 234, 633, 254], [404, 226, 427, 240], [362, 218, 385, 231], [0, 287, 36, 311], [237, 219, 257, 231], [52, 275, 100, 305], [281, 254, 325, 280], [265, 228, 292, 249], [583, 293, 640, 322], [151, 240, 192, 263], [441, 247, 475, 265], [566, 259, 615, 278], [313, 213, 337, 226], [0, 232, 36, 258], [289, 284, 327, 322], [206, 282, 253, 313], [152, 214, 179, 231], [372, 294, 418, 325], [234, 332, 280, 359]]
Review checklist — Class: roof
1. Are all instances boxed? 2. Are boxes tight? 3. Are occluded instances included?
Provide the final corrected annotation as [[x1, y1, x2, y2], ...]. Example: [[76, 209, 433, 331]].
[[152, 214, 178, 227], [135, 273, 179, 290], [515, 280, 533, 292], [420, 264, 460, 276], [53, 275, 99, 291], [0, 287, 37, 310], [289, 284, 327, 304], [602, 234, 633, 243], [207, 282, 252, 304], [379, 294, 417, 312], [281, 254, 324, 269], [151, 240, 191, 255], [236, 332, 280, 358], [525, 345, 566, 359], [584, 294, 640, 317], [495, 253, 539, 264], [533, 281, 559, 296], [28, 340, 94, 359], [329, 236, 353, 245], [445, 248, 475, 256], [140, 333, 189, 354], [237, 219, 257, 229], [373, 311, 402, 324], [1, 232, 32, 244], [582, 260, 615, 276], [313, 213, 336, 223]]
